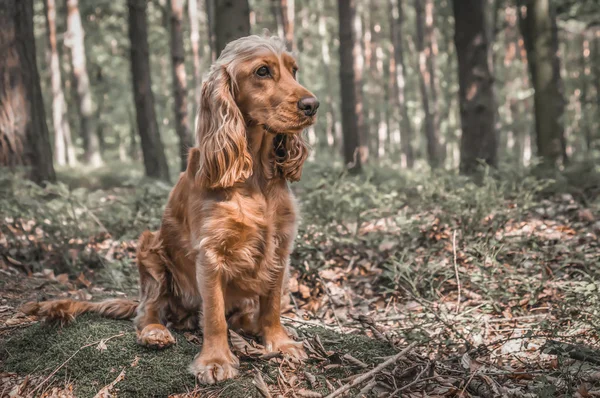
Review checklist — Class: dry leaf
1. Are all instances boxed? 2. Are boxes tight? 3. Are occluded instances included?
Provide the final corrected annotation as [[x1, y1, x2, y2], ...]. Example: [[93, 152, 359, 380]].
[[230, 330, 265, 357], [253, 371, 272, 398], [96, 339, 108, 352]]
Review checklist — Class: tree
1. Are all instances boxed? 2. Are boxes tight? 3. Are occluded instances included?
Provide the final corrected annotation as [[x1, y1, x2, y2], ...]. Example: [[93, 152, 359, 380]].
[[170, 0, 193, 171], [0, 0, 56, 183], [453, 0, 498, 174], [274, 0, 295, 51], [213, 0, 251, 56], [188, 0, 203, 111], [66, 0, 102, 166], [338, 0, 363, 173], [389, 0, 414, 167], [128, 0, 171, 182], [415, 0, 442, 168], [517, 0, 566, 166], [44, 0, 76, 167]]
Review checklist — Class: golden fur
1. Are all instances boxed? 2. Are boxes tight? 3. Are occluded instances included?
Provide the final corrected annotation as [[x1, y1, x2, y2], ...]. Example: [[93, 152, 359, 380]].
[[22, 35, 317, 384]]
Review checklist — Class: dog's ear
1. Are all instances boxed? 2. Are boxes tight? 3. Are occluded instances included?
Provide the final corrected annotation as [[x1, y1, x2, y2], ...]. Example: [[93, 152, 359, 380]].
[[275, 133, 309, 182], [195, 67, 252, 189]]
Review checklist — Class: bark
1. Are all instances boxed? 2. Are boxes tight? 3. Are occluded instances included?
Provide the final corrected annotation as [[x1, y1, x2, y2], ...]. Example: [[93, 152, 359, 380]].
[[595, 31, 600, 147], [581, 34, 591, 151], [517, 0, 566, 166], [188, 0, 202, 112], [415, 0, 441, 167], [170, 0, 193, 171], [128, 0, 171, 182], [213, 0, 250, 57], [452, 0, 498, 174], [0, 0, 56, 183], [389, 0, 414, 167], [337, 0, 362, 173], [44, 0, 75, 167], [503, 5, 525, 165], [276, 0, 295, 51], [66, 0, 102, 166], [318, 11, 340, 150]]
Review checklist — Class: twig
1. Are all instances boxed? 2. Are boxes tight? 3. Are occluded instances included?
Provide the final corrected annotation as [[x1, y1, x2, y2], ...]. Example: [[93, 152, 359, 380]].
[[281, 315, 338, 330], [453, 230, 461, 314], [93, 368, 125, 398], [388, 362, 430, 396], [31, 332, 125, 394], [318, 276, 344, 330], [324, 341, 417, 398]]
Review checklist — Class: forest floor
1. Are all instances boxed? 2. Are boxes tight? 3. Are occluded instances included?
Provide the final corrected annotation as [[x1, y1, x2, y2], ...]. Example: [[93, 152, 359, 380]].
[[1, 160, 600, 397]]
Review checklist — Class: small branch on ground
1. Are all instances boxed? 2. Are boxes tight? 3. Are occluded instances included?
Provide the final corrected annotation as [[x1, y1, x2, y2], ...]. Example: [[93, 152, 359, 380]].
[[324, 341, 418, 398]]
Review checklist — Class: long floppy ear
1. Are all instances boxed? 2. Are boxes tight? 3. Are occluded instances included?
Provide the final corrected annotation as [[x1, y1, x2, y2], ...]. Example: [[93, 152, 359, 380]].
[[274, 133, 309, 182], [195, 67, 252, 189]]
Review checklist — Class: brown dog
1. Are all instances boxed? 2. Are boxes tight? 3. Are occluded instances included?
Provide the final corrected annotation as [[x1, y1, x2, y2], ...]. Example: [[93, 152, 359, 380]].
[[22, 35, 318, 384]]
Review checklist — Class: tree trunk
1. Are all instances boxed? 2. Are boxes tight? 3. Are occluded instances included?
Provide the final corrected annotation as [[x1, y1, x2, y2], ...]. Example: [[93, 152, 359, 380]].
[[66, 0, 102, 166], [337, 0, 362, 173], [188, 0, 202, 112], [415, 0, 441, 168], [517, 0, 566, 166], [128, 0, 170, 182], [275, 0, 294, 51], [581, 33, 591, 151], [170, 0, 193, 171], [44, 0, 75, 167], [0, 0, 56, 183], [594, 31, 600, 149], [453, 0, 498, 174], [213, 0, 250, 57], [318, 11, 340, 150], [389, 0, 414, 168]]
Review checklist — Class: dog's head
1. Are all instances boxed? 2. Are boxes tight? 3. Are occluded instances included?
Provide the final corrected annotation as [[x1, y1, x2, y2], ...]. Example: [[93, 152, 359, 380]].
[[194, 36, 317, 189]]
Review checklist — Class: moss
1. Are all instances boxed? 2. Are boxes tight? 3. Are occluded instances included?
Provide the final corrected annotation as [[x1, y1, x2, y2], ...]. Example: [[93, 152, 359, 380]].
[[1, 319, 397, 398], [2, 315, 198, 397]]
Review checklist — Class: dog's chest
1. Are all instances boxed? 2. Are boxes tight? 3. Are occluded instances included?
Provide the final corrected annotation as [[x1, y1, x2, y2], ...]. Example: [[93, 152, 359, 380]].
[[201, 190, 298, 291]]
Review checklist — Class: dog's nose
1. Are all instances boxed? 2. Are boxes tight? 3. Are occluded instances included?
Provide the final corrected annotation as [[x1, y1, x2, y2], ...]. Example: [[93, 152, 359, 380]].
[[297, 96, 320, 116]]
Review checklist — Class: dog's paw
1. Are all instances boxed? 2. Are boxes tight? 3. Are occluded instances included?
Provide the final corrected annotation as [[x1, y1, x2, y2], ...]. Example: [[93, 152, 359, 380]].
[[189, 350, 240, 385], [264, 334, 307, 360], [137, 324, 175, 349]]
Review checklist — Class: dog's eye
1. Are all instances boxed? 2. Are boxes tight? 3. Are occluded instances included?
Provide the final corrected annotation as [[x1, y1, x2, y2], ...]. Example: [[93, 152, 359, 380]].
[[256, 66, 270, 77], [292, 68, 298, 79]]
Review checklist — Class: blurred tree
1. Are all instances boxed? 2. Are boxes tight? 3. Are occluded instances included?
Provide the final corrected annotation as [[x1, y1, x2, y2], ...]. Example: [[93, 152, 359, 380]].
[[580, 32, 591, 151], [44, 0, 76, 167], [188, 0, 203, 112], [213, 0, 251, 56], [66, 0, 102, 166], [453, 0, 498, 174], [595, 30, 600, 146], [415, 0, 442, 168], [517, 0, 567, 166], [338, 0, 362, 173], [0, 0, 56, 183], [128, 0, 171, 182], [317, 6, 340, 149], [389, 0, 414, 167], [170, 0, 193, 171], [274, 0, 295, 51]]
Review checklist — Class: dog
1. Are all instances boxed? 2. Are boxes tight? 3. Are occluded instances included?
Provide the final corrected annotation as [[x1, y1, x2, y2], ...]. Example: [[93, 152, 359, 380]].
[[22, 35, 319, 384]]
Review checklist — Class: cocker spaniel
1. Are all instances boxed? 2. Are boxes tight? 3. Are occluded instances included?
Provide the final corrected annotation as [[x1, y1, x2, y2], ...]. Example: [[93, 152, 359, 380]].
[[22, 35, 319, 384]]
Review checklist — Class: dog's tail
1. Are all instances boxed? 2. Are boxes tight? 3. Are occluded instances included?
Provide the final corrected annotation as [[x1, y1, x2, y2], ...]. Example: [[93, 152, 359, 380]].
[[21, 298, 138, 323]]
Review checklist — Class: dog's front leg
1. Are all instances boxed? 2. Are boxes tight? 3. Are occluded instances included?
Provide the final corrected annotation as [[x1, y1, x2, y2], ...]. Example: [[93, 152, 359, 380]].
[[189, 256, 239, 384], [259, 255, 307, 360]]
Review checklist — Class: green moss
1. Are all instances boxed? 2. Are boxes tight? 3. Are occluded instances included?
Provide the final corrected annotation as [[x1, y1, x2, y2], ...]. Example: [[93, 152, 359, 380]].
[[2, 315, 198, 397], [1, 319, 397, 398]]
